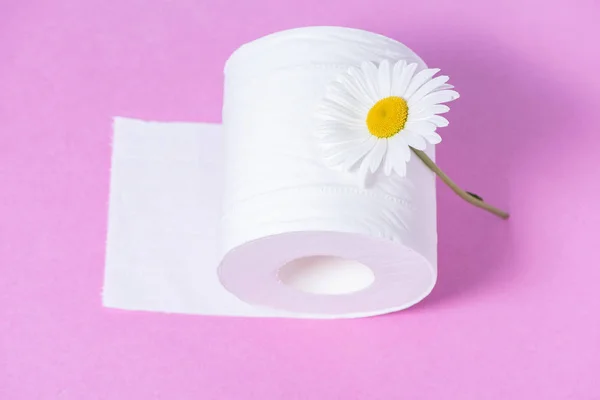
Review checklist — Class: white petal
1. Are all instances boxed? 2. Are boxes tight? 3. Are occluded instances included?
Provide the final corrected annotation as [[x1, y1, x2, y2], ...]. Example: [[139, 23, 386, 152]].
[[394, 158, 407, 177], [424, 132, 442, 144], [404, 121, 437, 134], [383, 153, 394, 175], [403, 132, 427, 150], [316, 119, 362, 133], [360, 61, 381, 99], [392, 155, 407, 177], [389, 135, 411, 162], [396, 136, 411, 162], [428, 115, 449, 127], [407, 75, 449, 106], [322, 136, 367, 158], [410, 104, 451, 116], [318, 100, 363, 124], [427, 104, 451, 115], [340, 136, 377, 170], [392, 62, 417, 97], [378, 60, 391, 97], [390, 60, 407, 95], [324, 143, 360, 167], [348, 66, 378, 103], [361, 139, 381, 173], [411, 90, 460, 113], [356, 138, 387, 186], [316, 123, 363, 142], [358, 157, 371, 187], [368, 139, 387, 172], [388, 137, 410, 177], [336, 74, 375, 110], [403, 68, 440, 99], [435, 104, 450, 113], [436, 83, 454, 91], [326, 86, 370, 116]]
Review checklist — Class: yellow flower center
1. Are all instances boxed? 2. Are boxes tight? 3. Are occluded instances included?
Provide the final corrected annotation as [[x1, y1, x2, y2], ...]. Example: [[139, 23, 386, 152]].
[[366, 96, 408, 138]]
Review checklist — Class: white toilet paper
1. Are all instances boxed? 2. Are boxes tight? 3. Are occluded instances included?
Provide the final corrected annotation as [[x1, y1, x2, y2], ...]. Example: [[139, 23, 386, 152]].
[[104, 27, 439, 319]]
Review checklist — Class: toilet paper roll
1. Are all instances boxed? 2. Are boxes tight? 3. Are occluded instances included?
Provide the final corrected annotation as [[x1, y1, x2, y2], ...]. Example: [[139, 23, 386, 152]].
[[104, 27, 438, 319]]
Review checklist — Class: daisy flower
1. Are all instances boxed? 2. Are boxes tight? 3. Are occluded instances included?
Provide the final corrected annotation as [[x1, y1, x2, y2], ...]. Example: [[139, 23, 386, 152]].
[[315, 59, 459, 185]]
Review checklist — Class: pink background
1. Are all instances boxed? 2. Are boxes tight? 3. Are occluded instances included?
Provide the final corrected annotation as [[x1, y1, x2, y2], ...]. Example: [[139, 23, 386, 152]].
[[2, 0, 600, 398]]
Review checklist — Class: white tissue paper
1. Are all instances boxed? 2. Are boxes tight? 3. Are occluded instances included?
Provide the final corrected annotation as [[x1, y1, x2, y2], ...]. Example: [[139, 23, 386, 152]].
[[104, 27, 439, 319]]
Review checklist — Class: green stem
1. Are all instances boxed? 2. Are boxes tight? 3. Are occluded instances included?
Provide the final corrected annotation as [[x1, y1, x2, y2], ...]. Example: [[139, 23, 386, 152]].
[[411, 148, 509, 220]]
